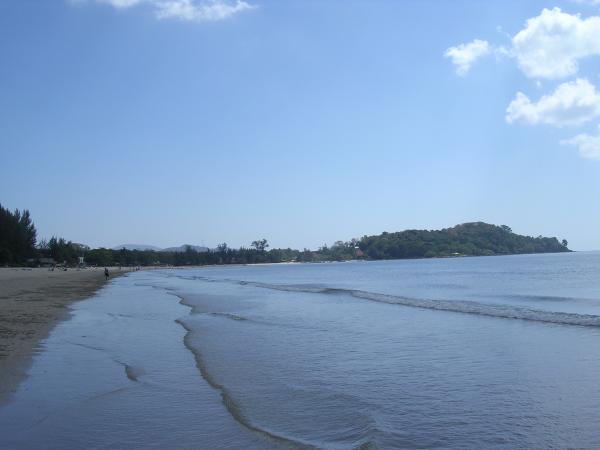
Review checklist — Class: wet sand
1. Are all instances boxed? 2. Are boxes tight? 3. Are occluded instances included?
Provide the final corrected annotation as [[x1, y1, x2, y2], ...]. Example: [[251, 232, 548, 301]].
[[0, 267, 128, 403]]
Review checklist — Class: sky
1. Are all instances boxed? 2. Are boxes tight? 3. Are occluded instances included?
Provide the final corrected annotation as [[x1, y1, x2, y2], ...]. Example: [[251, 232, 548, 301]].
[[1, 0, 600, 251]]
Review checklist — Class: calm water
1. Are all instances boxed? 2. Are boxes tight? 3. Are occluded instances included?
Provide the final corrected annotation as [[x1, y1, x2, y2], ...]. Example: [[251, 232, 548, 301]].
[[2, 252, 600, 448]]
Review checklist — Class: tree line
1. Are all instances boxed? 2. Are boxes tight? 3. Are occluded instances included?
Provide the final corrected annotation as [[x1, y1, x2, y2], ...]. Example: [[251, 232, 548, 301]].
[[0, 204, 37, 264], [0, 204, 570, 267]]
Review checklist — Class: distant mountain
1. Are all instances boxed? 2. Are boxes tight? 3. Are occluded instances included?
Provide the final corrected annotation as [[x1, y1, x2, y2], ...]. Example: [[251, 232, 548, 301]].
[[112, 244, 209, 253], [112, 244, 162, 251], [160, 245, 209, 253]]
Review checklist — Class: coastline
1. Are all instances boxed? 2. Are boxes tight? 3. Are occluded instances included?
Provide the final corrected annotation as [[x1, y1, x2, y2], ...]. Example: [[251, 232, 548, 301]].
[[0, 267, 129, 405]]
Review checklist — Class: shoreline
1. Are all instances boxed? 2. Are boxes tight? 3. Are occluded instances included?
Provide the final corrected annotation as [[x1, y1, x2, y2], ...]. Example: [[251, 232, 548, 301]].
[[0, 267, 129, 405]]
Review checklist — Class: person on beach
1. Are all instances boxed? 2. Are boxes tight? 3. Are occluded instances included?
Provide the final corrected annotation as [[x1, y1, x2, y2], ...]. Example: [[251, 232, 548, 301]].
[[104, 267, 109, 280]]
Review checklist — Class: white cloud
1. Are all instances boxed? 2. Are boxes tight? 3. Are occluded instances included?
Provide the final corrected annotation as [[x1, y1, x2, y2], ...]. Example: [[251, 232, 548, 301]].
[[561, 127, 600, 159], [155, 0, 255, 21], [71, 0, 255, 22], [444, 39, 491, 76], [445, 8, 600, 161], [570, 0, 600, 6], [512, 7, 600, 79], [98, 0, 145, 8], [445, 8, 600, 79], [494, 45, 512, 59], [506, 78, 600, 127]]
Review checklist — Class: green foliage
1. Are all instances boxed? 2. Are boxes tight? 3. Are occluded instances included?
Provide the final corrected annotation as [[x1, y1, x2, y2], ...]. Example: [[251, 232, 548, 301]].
[[35, 237, 88, 265], [0, 206, 572, 268], [359, 222, 570, 260], [0, 204, 37, 265], [251, 239, 269, 252], [82, 240, 299, 267]]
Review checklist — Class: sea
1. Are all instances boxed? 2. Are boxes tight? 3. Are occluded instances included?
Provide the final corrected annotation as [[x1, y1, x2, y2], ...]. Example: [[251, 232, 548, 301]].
[[2, 252, 600, 449]]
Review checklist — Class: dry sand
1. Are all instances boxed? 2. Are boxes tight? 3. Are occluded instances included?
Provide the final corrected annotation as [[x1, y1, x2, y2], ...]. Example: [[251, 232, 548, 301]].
[[0, 267, 128, 404]]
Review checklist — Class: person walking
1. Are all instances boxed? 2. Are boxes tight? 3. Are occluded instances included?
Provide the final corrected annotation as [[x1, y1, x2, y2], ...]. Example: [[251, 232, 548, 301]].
[[104, 267, 109, 280]]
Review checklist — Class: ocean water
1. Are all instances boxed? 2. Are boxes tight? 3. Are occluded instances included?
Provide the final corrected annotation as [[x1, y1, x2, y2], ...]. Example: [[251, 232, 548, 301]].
[[2, 252, 600, 449]]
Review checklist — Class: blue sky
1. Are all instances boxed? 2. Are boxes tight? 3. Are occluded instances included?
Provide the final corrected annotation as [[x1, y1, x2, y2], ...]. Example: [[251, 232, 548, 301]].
[[1, 0, 600, 250]]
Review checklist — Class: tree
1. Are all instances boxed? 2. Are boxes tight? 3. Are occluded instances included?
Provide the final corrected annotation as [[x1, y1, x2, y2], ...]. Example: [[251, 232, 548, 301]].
[[45, 236, 79, 264], [0, 204, 38, 264], [562, 239, 568, 247], [251, 239, 269, 252]]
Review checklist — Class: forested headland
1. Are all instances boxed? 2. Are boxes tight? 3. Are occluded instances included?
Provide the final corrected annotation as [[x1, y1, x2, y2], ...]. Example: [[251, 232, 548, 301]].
[[0, 203, 570, 267], [359, 222, 570, 259]]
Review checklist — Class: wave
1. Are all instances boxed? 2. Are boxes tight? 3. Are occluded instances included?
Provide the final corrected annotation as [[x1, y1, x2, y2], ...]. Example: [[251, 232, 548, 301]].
[[182, 276, 600, 328], [110, 359, 144, 382], [207, 312, 249, 321], [138, 284, 315, 449], [346, 290, 600, 327], [495, 293, 598, 304], [175, 317, 318, 450]]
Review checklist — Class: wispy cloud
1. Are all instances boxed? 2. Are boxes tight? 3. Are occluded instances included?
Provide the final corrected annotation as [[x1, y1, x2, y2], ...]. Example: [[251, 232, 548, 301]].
[[72, 0, 256, 22], [444, 39, 491, 76], [562, 127, 600, 160], [155, 0, 255, 21], [97, 0, 145, 8], [569, 0, 600, 6]]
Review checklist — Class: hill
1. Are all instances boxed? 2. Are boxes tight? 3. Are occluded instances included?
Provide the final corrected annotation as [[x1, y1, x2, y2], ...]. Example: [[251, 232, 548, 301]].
[[112, 244, 161, 251], [112, 244, 208, 252], [160, 245, 209, 253], [358, 222, 570, 260]]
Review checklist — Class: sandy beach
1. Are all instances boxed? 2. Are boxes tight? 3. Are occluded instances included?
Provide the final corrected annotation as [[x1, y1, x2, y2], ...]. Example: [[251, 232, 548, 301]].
[[0, 267, 128, 404]]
